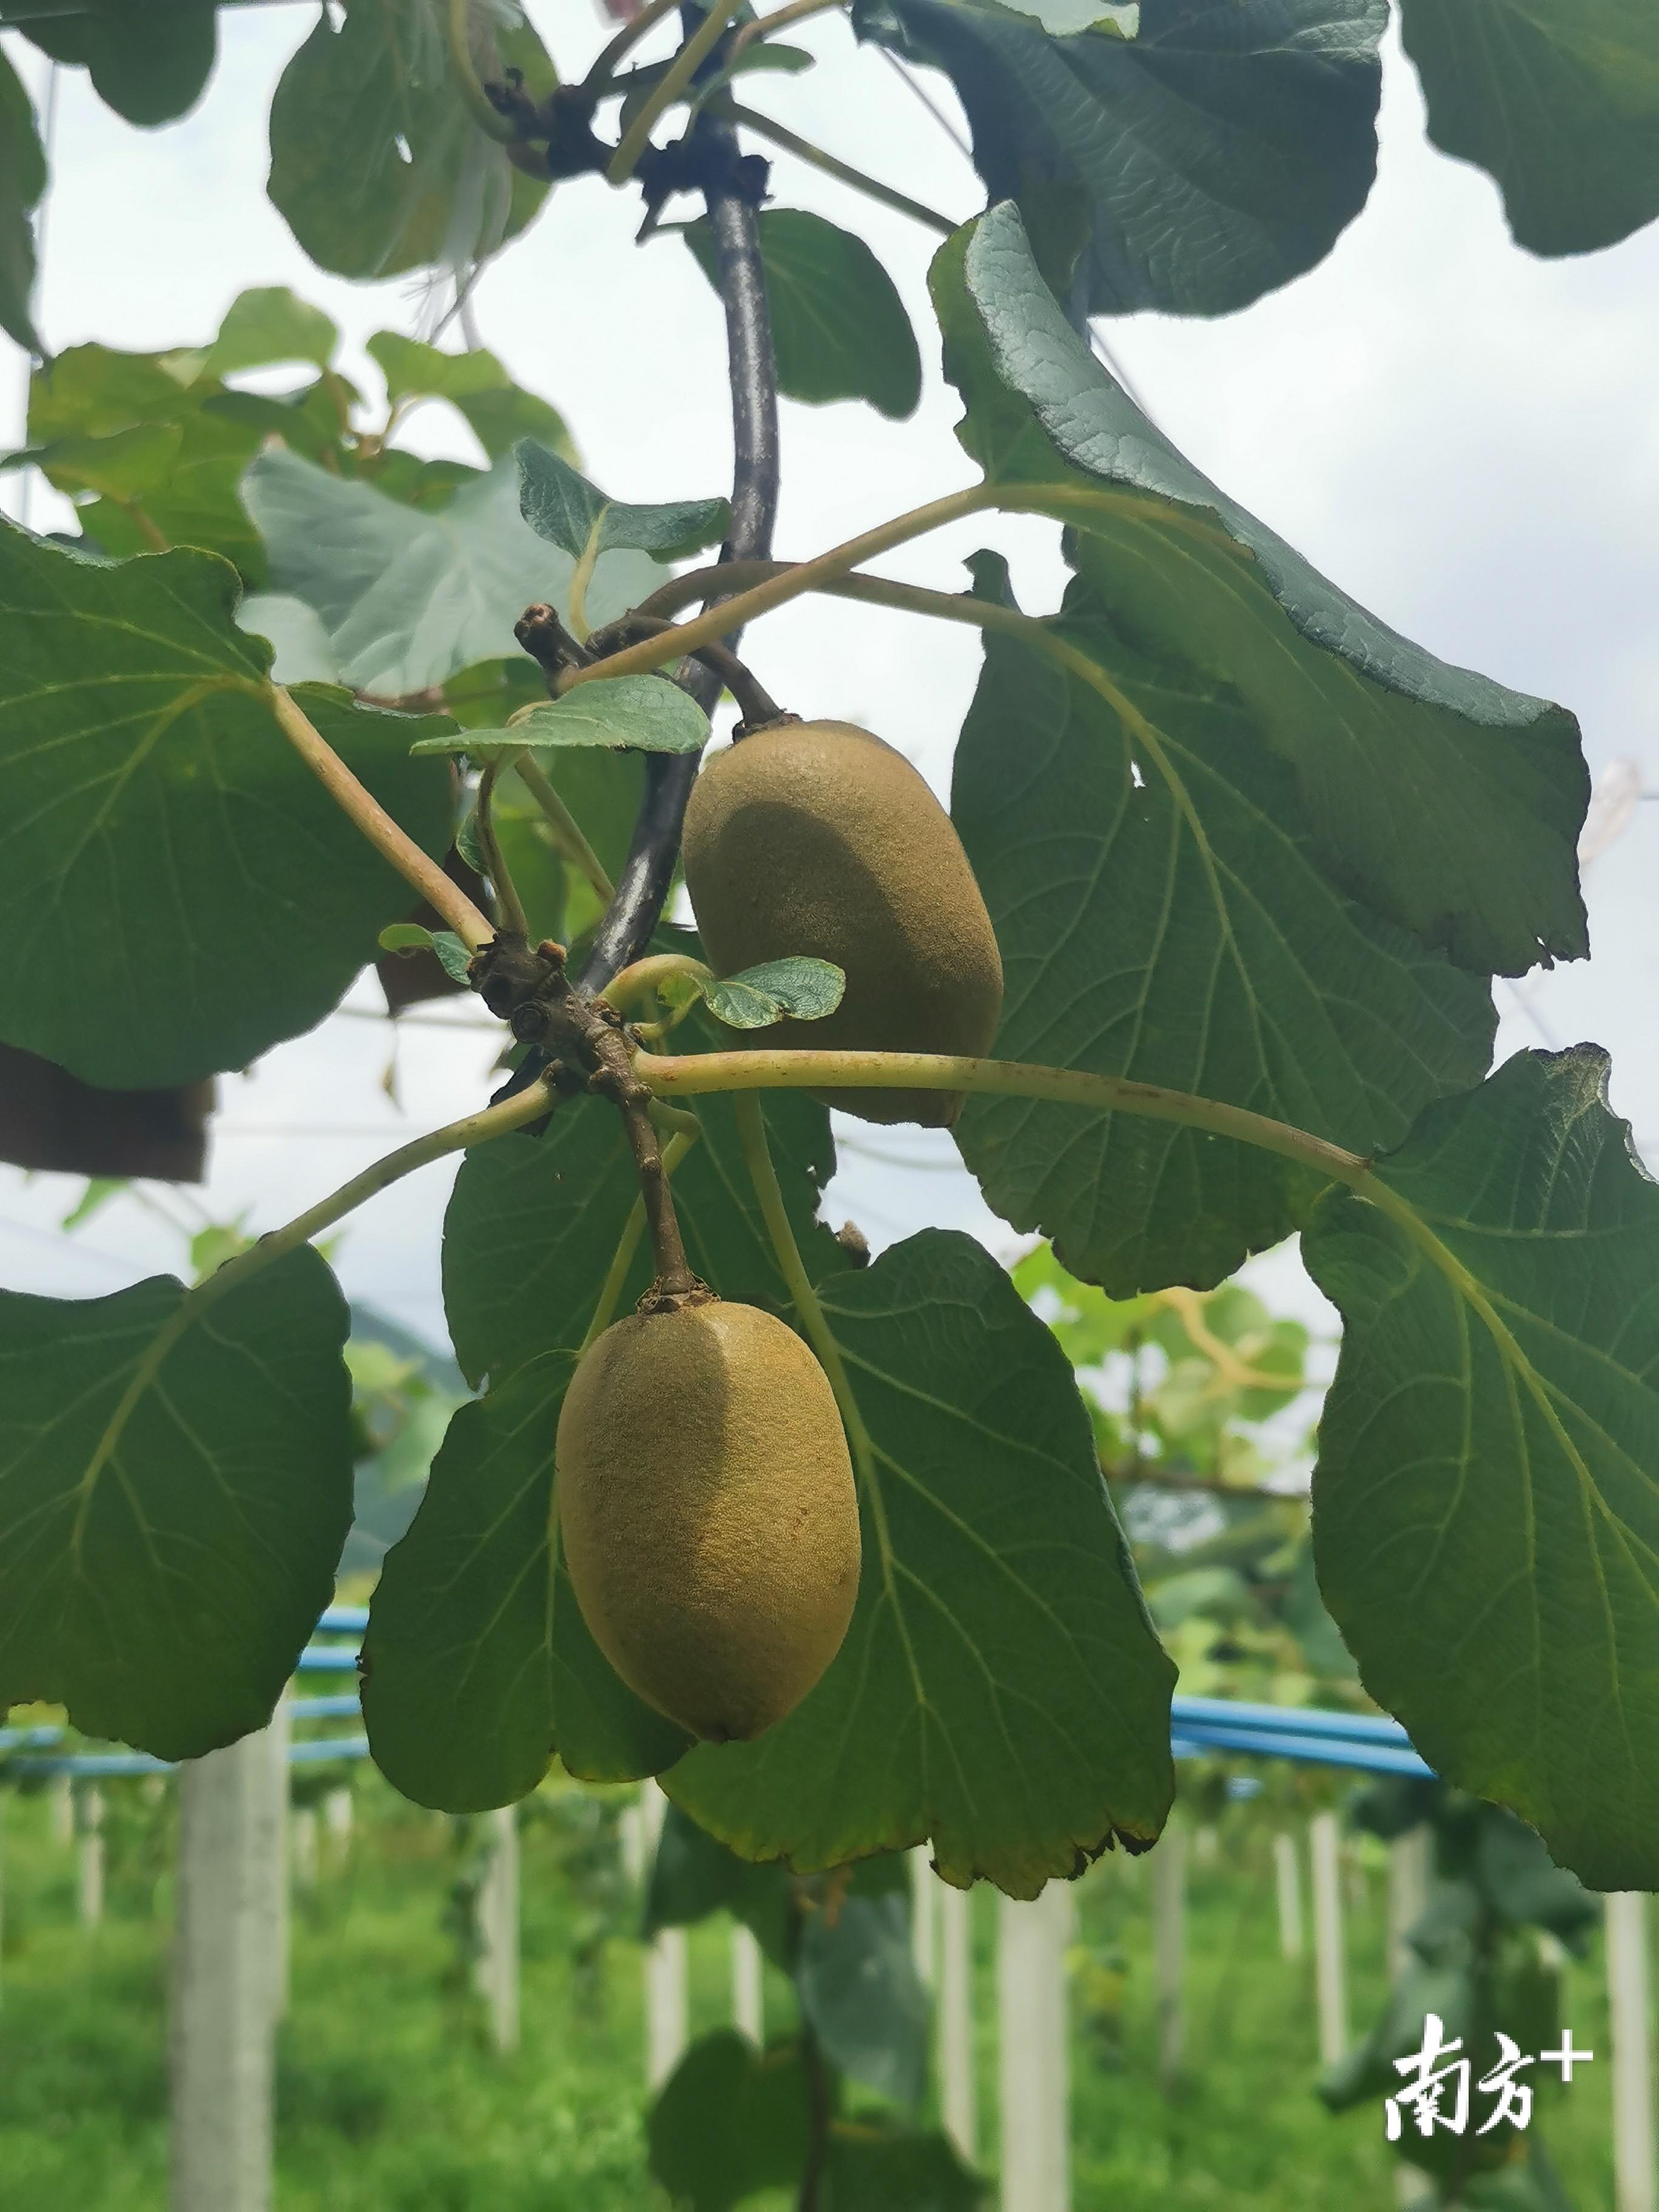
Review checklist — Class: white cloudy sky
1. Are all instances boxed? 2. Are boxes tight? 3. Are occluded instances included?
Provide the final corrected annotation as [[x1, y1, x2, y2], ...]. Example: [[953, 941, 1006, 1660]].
[[2, 2, 1657, 1353]]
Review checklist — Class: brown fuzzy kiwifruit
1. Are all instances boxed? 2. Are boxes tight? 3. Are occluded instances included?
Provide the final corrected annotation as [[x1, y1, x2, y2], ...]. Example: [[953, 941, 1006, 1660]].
[[681, 719, 1003, 1126], [555, 1296, 860, 1743]]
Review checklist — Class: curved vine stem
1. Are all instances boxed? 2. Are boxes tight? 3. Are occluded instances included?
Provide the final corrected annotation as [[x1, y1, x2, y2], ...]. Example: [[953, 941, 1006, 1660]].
[[728, 0, 847, 61], [265, 683, 495, 950], [444, 0, 521, 142], [580, 0, 685, 95], [600, 952, 715, 1017], [512, 756, 615, 905], [608, 0, 749, 183], [726, 104, 954, 234], [559, 485, 994, 693], [643, 1045, 1372, 1189], [474, 756, 529, 937], [732, 1093, 876, 1486]]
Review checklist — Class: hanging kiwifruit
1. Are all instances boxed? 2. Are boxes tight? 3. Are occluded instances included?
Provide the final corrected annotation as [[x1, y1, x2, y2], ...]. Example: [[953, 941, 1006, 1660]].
[[555, 1296, 860, 1743], [682, 719, 1003, 1126]]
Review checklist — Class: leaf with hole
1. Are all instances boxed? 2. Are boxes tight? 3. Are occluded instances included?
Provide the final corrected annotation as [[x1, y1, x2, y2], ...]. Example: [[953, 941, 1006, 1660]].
[[0, 523, 453, 1087], [935, 204, 1589, 975], [683, 209, 922, 420], [1307, 1046, 1659, 1891], [0, 1248, 353, 1760]]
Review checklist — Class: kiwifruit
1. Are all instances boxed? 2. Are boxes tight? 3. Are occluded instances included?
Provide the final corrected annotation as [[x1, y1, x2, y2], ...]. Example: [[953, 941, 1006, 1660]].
[[682, 719, 1003, 1126], [555, 1296, 860, 1743]]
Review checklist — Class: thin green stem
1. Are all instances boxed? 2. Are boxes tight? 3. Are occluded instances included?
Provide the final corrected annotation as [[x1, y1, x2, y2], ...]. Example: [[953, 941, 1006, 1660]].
[[728, 0, 845, 60], [512, 756, 615, 905], [73, 1079, 557, 1523], [567, 535, 601, 641], [640, 1045, 1372, 1189], [444, 0, 521, 140], [474, 757, 529, 937], [608, 0, 748, 184], [557, 484, 995, 692], [580, 0, 683, 94], [732, 1094, 874, 1483], [600, 953, 714, 1016], [727, 104, 954, 234], [580, 1127, 699, 1352], [265, 683, 495, 950]]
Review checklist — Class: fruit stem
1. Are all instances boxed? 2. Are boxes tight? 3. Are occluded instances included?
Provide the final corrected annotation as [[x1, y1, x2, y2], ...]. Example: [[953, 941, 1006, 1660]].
[[646, 1046, 1373, 1191], [732, 1093, 876, 1486], [474, 755, 530, 937], [581, 1127, 700, 1349], [592, 1031, 703, 1299], [264, 682, 494, 951]]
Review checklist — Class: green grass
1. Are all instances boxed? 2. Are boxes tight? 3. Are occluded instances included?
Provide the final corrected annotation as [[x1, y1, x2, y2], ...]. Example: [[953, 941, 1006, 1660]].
[[0, 1783, 1626, 2208]]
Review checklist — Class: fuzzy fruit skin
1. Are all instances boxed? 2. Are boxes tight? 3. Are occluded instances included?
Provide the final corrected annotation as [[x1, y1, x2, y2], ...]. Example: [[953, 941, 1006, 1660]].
[[555, 1298, 860, 1743], [682, 719, 1004, 1126]]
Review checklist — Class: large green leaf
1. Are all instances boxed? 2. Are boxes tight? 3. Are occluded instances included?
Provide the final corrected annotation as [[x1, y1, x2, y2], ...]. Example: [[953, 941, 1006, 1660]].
[[1306, 1047, 1659, 1891], [668, 1230, 1175, 1895], [857, 0, 1384, 318], [0, 1248, 352, 1759], [1398, 1, 1659, 258], [0, 47, 44, 355], [0, 523, 453, 1087], [22, 0, 217, 126], [240, 449, 663, 697], [683, 209, 922, 418], [362, 1076, 845, 1808], [415, 680, 711, 757], [952, 577, 1496, 1291], [266, 0, 553, 280], [935, 204, 1589, 976], [203, 286, 338, 377], [367, 332, 571, 461], [22, 335, 289, 578]]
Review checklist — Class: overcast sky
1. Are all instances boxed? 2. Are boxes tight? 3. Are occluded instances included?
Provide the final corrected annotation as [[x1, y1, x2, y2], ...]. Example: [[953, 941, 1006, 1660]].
[[2, 3, 1657, 1355]]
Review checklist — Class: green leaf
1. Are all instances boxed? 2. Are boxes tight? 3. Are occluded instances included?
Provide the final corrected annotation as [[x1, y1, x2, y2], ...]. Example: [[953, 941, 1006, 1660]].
[[266, 0, 553, 281], [951, 585, 1496, 1290], [1305, 1046, 1659, 1891], [21, 0, 216, 126], [648, 2033, 810, 2212], [645, 1801, 791, 1966], [799, 1894, 930, 2107], [683, 209, 922, 419], [517, 437, 729, 566], [377, 922, 472, 985], [364, 1071, 844, 1807], [0, 47, 45, 355], [367, 332, 572, 461], [203, 287, 338, 377], [667, 1230, 1175, 1894], [703, 957, 847, 1030], [27, 341, 274, 579], [0, 1248, 353, 1760], [1398, 1, 1659, 258], [240, 448, 664, 697], [0, 523, 453, 1087], [415, 680, 711, 758], [935, 204, 1589, 975], [857, 0, 1384, 318]]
